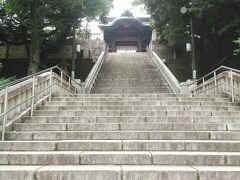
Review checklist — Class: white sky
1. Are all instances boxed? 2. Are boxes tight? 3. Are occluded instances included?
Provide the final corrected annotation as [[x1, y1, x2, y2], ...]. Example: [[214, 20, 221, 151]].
[[109, 0, 149, 17], [89, 0, 149, 34]]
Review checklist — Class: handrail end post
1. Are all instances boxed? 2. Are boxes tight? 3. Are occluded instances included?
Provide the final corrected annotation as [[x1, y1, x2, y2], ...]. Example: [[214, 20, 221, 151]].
[[30, 76, 36, 117], [1, 86, 9, 141], [49, 69, 53, 101]]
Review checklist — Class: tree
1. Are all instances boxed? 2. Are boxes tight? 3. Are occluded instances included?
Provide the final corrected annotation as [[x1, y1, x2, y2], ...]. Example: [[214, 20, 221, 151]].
[[134, 0, 240, 74], [234, 37, 240, 55], [0, 0, 113, 75], [134, 0, 240, 47]]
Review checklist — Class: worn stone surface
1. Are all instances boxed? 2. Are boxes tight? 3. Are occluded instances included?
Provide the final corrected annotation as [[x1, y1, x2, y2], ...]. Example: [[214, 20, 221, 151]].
[[122, 165, 197, 180], [36, 165, 122, 180], [0, 141, 56, 151], [123, 140, 185, 151], [152, 152, 225, 165], [81, 151, 151, 165], [56, 140, 122, 151], [5, 152, 81, 165], [0, 166, 40, 180], [1, 52, 240, 178], [92, 53, 171, 94], [195, 166, 240, 180]]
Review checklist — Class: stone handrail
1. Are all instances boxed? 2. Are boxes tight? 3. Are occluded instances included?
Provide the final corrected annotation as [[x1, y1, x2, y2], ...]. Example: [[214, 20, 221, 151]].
[[85, 50, 107, 94], [190, 66, 240, 102], [0, 66, 81, 140], [147, 47, 183, 94]]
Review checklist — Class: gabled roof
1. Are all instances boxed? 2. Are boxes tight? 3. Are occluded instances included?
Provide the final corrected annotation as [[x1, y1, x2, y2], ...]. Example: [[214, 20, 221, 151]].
[[99, 17, 151, 31]]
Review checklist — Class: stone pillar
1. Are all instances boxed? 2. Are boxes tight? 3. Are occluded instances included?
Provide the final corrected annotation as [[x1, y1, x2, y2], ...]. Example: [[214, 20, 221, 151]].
[[139, 41, 142, 52], [112, 41, 116, 52]]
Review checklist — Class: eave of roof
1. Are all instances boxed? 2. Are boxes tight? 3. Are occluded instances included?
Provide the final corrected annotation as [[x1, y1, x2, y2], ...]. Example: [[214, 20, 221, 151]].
[[99, 17, 151, 30]]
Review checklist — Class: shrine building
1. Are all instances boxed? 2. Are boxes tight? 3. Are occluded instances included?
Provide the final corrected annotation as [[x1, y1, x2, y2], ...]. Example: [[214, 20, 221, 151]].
[[99, 16, 152, 52]]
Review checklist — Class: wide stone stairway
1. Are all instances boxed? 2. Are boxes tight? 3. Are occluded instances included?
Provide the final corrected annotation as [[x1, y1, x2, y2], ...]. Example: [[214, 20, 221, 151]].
[[92, 53, 171, 94], [1, 53, 240, 179]]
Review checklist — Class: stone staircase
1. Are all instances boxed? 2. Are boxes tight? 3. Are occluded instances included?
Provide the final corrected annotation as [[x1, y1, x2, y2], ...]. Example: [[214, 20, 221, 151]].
[[92, 53, 171, 94], [1, 94, 240, 179], [1, 53, 240, 179]]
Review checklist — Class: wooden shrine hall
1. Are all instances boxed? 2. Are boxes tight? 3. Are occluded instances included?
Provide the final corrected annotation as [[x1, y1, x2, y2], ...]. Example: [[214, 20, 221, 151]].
[[99, 17, 152, 52]]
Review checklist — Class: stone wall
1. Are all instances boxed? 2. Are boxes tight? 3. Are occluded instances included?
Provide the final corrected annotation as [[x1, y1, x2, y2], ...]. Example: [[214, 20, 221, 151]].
[[0, 45, 28, 59], [80, 39, 104, 61]]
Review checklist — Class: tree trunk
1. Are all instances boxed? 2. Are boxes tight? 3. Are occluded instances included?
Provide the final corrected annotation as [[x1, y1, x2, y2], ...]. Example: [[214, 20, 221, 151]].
[[28, 0, 41, 75], [5, 44, 10, 60], [71, 21, 77, 78], [25, 43, 30, 58]]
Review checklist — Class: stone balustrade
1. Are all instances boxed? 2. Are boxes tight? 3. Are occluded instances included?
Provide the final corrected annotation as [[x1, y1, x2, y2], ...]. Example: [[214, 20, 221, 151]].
[[192, 71, 240, 99], [0, 72, 75, 128]]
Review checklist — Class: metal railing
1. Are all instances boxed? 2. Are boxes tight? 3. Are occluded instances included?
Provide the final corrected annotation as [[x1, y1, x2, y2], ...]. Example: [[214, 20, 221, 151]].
[[147, 47, 181, 94], [85, 48, 108, 94], [190, 66, 240, 102], [0, 66, 83, 141]]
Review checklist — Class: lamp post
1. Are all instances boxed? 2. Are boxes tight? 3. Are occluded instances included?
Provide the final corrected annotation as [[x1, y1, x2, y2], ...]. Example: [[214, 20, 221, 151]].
[[180, 7, 197, 79]]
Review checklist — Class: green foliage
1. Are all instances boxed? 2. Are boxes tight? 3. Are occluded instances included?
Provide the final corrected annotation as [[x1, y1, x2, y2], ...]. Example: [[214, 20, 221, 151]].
[[0, 0, 113, 73], [134, 0, 240, 55], [0, 76, 15, 86], [133, 0, 191, 46], [234, 37, 240, 55], [0, 64, 15, 86]]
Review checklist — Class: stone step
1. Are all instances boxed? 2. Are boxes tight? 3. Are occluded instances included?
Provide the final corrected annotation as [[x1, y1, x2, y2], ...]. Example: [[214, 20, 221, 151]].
[[96, 76, 162, 79], [32, 110, 240, 117], [97, 73, 160, 76], [94, 84, 168, 87], [92, 90, 171, 94], [91, 89, 170, 93], [52, 94, 226, 98], [1, 140, 240, 151], [51, 97, 229, 102], [13, 122, 229, 131], [90, 90, 171, 94], [1, 151, 240, 166], [6, 131, 240, 141], [92, 88, 169, 91], [0, 151, 81, 165], [95, 77, 165, 80], [44, 100, 238, 106], [0, 140, 122, 151], [93, 87, 169, 90], [23, 116, 240, 124], [94, 81, 166, 85], [73, 151, 240, 166], [23, 116, 193, 123], [194, 117, 240, 124], [93, 84, 168, 87], [1, 165, 240, 180], [36, 105, 240, 111], [98, 71, 159, 73], [4, 131, 209, 140], [95, 83, 166, 88]]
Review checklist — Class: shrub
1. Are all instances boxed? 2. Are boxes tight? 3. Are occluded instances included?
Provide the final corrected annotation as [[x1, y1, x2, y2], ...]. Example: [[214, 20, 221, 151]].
[[0, 64, 16, 86]]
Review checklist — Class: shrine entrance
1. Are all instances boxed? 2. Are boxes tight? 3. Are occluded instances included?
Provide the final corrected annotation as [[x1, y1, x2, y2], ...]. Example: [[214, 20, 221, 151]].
[[116, 46, 138, 53], [99, 17, 152, 52], [116, 41, 138, 52]]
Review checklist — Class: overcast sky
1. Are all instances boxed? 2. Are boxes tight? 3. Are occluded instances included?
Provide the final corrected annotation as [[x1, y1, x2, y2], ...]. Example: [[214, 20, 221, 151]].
[[89, 0, 149, 34], [109, 0, 149, 17]]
